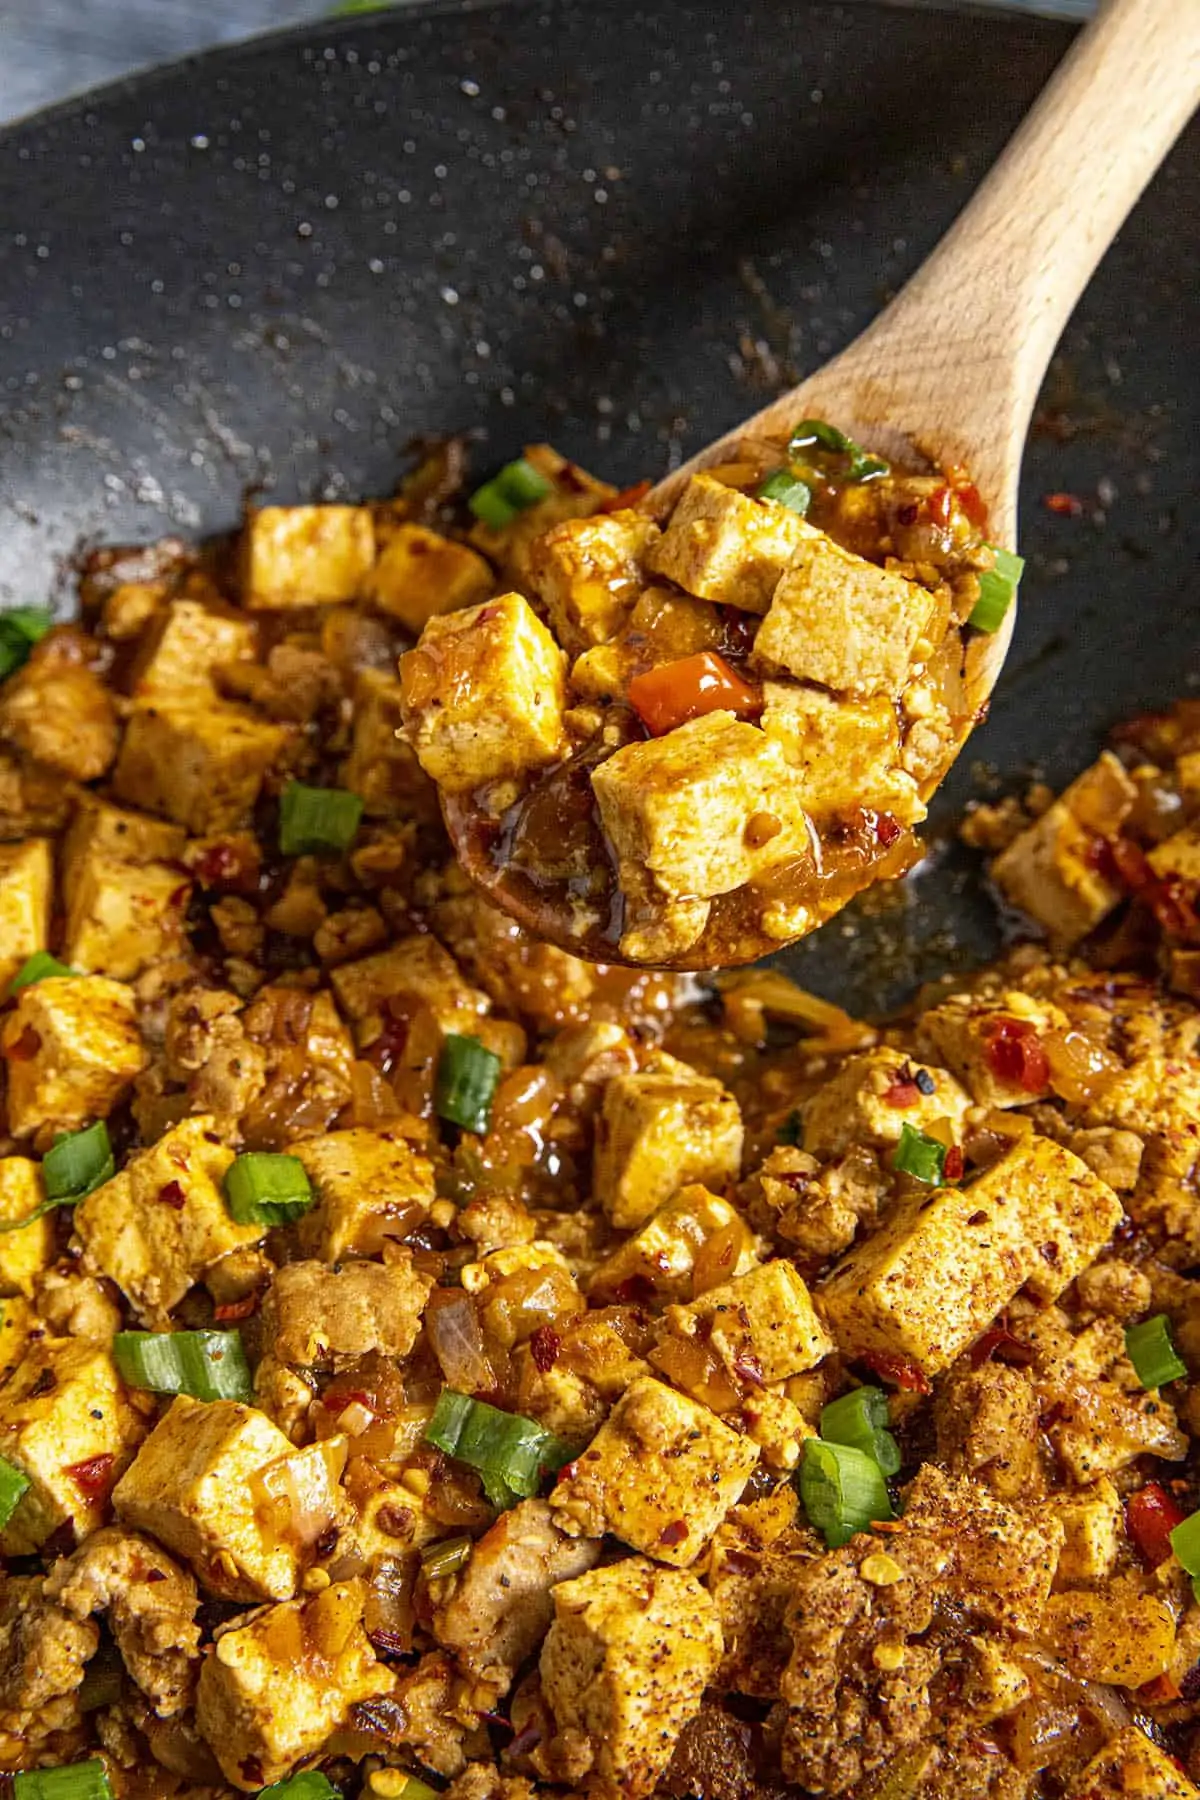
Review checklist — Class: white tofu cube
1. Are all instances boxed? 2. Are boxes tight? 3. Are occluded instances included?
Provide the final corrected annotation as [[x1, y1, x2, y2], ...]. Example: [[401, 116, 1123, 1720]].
[[369, 522, 492, 633], [819, 1135, 1124, 1375], [531, 508, 661, 648], [541, 1557, 723, 1800], [591, 711, 812, 906], [0, 1338, 147, 1555], [594, 1058, 743, 1230], [63, 850, 190, 980], [399, 591, 567, 793], [130, 598, 257, 701], [0, 838, 52, 991], [549, 1376, 758, 1566], [656, 1260, 832, 1387], [244, 504, 376, 609], [752, 532, 937, 697], [114, 700, 287, 834], [761, 682, 924, 824], [1, 973, 145, 1139], [589, 1184, 759, 1305], [114, 1395, 346, 1602], [0, 1157, 53, 1298], [991, 752, 1138, 949], [294, 1128, 436, 1261], [801, 1047, 972, 1157], [646, 474, 810, 614], [75, 1115, 264, 1325]]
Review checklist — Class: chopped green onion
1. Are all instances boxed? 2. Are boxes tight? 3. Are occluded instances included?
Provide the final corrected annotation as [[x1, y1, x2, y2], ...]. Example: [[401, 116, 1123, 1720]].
[[789, 419, 851, 455], [420, 1533, 473, 1580], [1170, 1507, 1200, 1577], [113, 1330, 254, 1404], [435, 1033, 502, 1136], [224, 1153, 314, 1227], [392, 1782, 439, 1800], [891, 1122, 947, 1186], [846, 448, 890, 481], [799, 1437, 894, 1549], [969, 545, 1024, 633], [469, 457, 553, 529], [0, 1453, 31, 1528], [820, 1385, 902, 1479], [425, 1389, 574, 1510], [757, 469, 812, 515], [7, 952, 78, 995], [0, 607, 55, 682], [43, 1122, 115, 1203], [12, 1760, 114, 1800], [278, 781, 363, 857], [467, 482, 519, 530], [776, 1109, 803, 1147], [78, 1642, 124, 1713], [256, 1775, 341, 1800], [1125, 1314, 1187, 1389]]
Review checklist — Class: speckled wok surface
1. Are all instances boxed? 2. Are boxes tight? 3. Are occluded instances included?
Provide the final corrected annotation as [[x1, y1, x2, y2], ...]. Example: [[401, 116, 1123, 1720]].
[[0, 0, 1195, 1010]]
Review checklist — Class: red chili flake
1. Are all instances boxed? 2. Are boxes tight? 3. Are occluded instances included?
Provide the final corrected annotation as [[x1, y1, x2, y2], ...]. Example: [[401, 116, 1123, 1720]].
[[239, 1759, 265, 1787], [983, 1017, 1050, 1092], [857, 1351, 932, 1395], [144, 1568, 167, 1584], [659, 1520, 689, 1547], [367, 1627, 409, 1660], [168, 882, 191, 909], [193, 840, 249, 890], [732, 1350, 765, 1389], [157, 1180, 186, 1210], [954, 482, 988, 529], [970, 1320, 1036, 1369], [1147, 876, 1200, 938], [1125, 1481, 1186, 1570], [601, 478, 653, 512], [1137, 1672, 1181, 1706], [66, 1453, 115, 1499], [874, 812, 903, 848], [847, 806, 904, 849], [896, 501, 921, 527], [1043, 490, 1085, 517], [611, 1274, 657, 1306], [213, 1292, 260, 1323], [882, 1080, 922, 1108], [927, 485, 955, 527], [529, 1325, 562, 1374], [943, 1146, 965, 1181], [3, 1024, 42, 1062]]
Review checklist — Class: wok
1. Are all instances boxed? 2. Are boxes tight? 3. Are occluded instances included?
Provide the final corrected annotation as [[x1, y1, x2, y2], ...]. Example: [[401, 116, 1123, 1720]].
[[0, 0, 1196, 1014]]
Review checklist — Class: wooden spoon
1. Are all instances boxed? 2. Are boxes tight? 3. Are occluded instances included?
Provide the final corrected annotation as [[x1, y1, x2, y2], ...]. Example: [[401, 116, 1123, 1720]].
[[444, 0, 1200, 968]]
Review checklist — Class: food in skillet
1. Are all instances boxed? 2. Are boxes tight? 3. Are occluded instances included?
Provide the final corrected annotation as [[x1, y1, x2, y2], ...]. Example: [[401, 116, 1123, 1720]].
[[1, 464, 1200, 1800], [396, 430, 1020, 968]]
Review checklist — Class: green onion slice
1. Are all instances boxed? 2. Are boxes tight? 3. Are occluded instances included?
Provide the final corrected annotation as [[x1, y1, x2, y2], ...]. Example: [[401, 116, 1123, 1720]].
[[1170, 1507, 1200, 1577], [890, 1122, 947, 1185], [1125, 1314, 1187, 1389], [799, 1437, 895, 1549], [469, 457, 553, 528], [278, 781, 363, 857], [776, 1109, 803, 1147], [756, 469, 812, 515], [392, 1781, 439, 1800], [43, 1122, 115, 1203], [113, 1330, 254, 1404], [78, 1642, 124, 1713], [256, 1775, 341, 1800], [420, 1533, 473, 1580], [12, 1760, 114, 1800], [434, 1033, 502, 1136], [425, 1389, 574, 1510], [224, 1153, 314, 1227], [820, 1385, 902, 1479], [969, 545, 1024, 633], [0, 1453, 31, 1529], [0, 607, 55, 682], [7, 952, 78, 995], [788, 419, 851, 455]]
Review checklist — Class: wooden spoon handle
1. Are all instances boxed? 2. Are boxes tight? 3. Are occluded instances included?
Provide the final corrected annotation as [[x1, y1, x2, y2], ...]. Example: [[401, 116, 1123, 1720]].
[[831, 0, 1200, 517]]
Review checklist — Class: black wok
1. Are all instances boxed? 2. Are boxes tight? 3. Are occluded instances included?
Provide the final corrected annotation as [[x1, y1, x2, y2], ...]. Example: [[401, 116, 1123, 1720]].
[[0, 0, 1196, 1012]]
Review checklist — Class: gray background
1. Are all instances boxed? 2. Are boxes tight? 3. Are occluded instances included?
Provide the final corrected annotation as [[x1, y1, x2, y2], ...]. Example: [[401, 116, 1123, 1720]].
[[1, 0, 1096, 128]]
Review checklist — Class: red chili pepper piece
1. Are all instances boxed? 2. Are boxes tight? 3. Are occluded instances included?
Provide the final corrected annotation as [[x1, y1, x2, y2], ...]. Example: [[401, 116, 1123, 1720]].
[[970, 1319, 1036, 1369], [157, 1180, 186, 1210], [983, 1017, 1051, 1092], [858, 1350, 932, 1395], [213, 1292, 260, 1324], [943, 1146, 965, 1181], [954, 482, 989, 530], [66, 1453, 115, 1499], [1125, 1481, 1186, 1570], [1043, 491, 1085, 517], [882, 1080, 922, 1108], [659, 1519, 689, 1547], [927, 485, 955, 527], [601, 478, 653, 512], [627, 651, 762, 737]]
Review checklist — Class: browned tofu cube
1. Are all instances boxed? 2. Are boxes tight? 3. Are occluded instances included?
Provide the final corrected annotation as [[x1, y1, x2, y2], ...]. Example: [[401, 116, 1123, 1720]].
[[369, 522, 492, 633], [0, 837, 52, 991], [647, 474, 810, 614], [802, 1047, 971, 1156], [114, 701, 287, 834], [594, 1054, 744, 1230], [1064, 1724, 1200, 1798], [0, 1158, 53, 1298], [293, 1128, 436, 1261], [531, 509, 661, 648], [917, 991, 1063, 1108], [130, 599, 257, 701], [62, 797, 186, 909], [338, 667, 438, 821], [990, 752, 1137, 948], [761, 682, 924, 824], [1, 974, 145, 1139], [244, 504, 375, 608], [399, 591, 567, 794], [63, 851, 190, 980]]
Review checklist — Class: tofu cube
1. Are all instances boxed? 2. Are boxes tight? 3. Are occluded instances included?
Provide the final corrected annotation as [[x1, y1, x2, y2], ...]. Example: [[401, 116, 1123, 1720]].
[[244, 504, 375, 609], [531, 509, 661, 648], [589, 1184, 759, 1305], [761, 682, 924, 824], [369, 522, 492, 633], [1, 974, 145, 1139], [541, 1557, 723, 1800], [991, 752, 1138, 948], [655, 1261, 832, 1387], [594, 1058, 743, 1230], [646, 474, 809, 614], [1149, 821, 1200, 884], [338, 668, 438, 821], [114, 1395, 346, 1601], [819, 1135, 1124, 1375], [0, 1338, 147, 1555], [261, 1257, 432, 1370], [467, 444, 616, 587], [294, 1128, 435, 1261], [0, 1293, 35, 1377], [591, 711, 812, 906], [549, 1376, 758, 1566], [1065, 1724, 1200, 1798], [62, 797, 186, 911], [114, 700, 287, 834], [63, 850, 190, 980], [130, 599, 257, 701], [917, 991, 1063, 1108], [1049, 1477, 1123, 1585], [196, 1578, 395, 1790], [801, 1047, 972, 1157], [399, 591, 567, 794], [752, 532, 937, 698], [0, 838, 52, 991], [75, 1115, 263, 1325], [0, 1158, 53, 1298], [329, 932, 489, 1037]]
